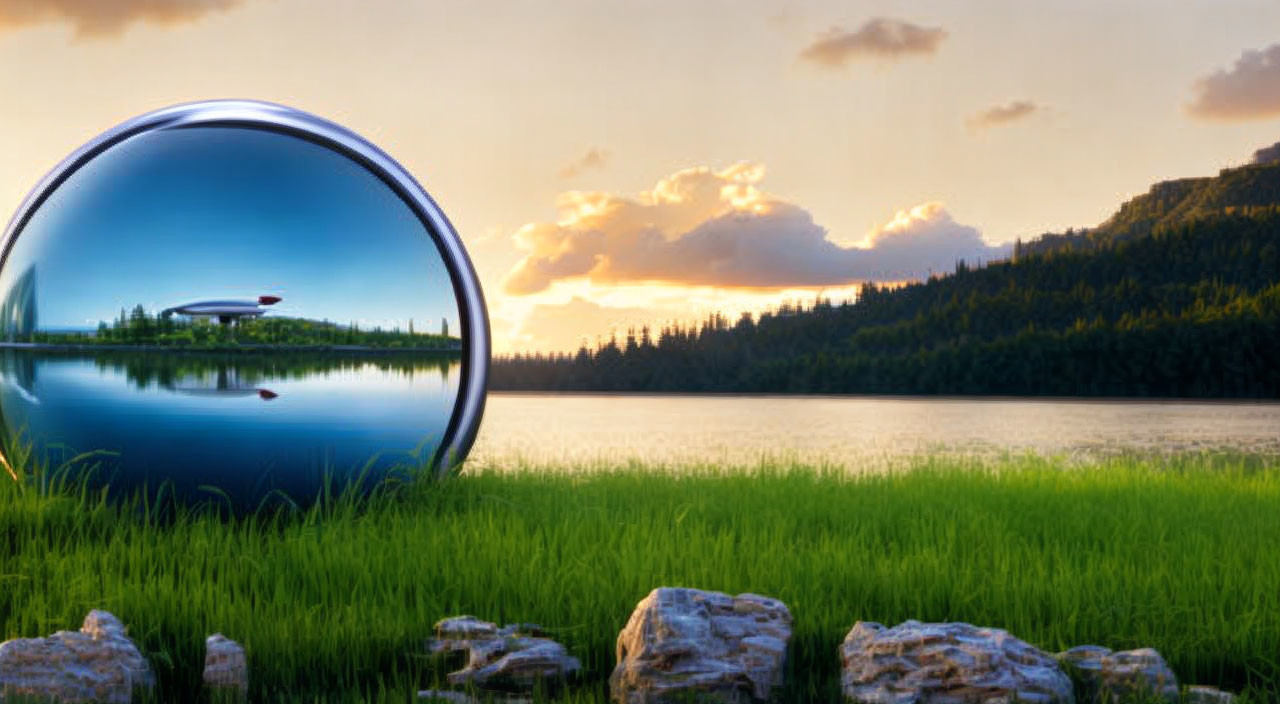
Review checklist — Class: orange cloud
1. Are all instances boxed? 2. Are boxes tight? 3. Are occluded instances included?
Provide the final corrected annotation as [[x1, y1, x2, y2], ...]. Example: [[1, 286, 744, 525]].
[[502, 164, 1009, 295], [1186, 43, 1280, 121], [967, 100, 1040, 130], [0, 0, 245, 38], [799, 18, 947, 68]]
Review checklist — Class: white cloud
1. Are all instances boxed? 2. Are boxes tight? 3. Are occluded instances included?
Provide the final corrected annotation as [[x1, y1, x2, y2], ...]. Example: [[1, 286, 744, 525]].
[[502, 163, 1009, 295], [857, 203, 1008, 277], [1187, 43, 1280, 121]]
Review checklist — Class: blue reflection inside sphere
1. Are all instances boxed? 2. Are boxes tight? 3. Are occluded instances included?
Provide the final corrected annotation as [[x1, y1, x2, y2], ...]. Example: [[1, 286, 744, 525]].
[[0, 125, 464, 510]]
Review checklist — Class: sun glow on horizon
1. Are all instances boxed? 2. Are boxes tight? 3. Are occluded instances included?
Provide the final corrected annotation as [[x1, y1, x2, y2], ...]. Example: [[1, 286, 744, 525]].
[[1, 0, 1276, 359], [492, 277, 867, 354]]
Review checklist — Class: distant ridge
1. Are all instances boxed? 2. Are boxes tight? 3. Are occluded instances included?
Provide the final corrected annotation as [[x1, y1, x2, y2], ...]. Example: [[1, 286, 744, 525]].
[[1253, 141, 1280, 166], [1019, 158, 1280, 257]]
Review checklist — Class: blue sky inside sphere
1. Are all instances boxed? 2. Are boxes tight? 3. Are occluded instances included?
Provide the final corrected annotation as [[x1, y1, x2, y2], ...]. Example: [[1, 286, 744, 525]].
[[0, 125, 460, 337]]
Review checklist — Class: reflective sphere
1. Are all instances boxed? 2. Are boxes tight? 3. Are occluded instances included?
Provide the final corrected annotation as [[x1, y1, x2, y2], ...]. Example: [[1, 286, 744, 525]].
[[0, 101, 488, 509]]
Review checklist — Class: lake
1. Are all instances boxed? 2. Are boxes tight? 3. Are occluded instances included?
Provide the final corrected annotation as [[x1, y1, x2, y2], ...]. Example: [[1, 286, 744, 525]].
[[0, 349, 462, 507], [468, 392, 1280, 470], [3, 348, 1277, 501]]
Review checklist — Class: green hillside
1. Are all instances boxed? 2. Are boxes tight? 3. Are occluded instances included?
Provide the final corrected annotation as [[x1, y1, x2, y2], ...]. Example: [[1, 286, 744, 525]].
[[1020, 160, 1280, 256]]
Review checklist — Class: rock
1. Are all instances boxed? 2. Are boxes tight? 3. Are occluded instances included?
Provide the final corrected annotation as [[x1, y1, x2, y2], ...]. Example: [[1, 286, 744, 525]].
[[840, 620, 1073, 704], [1183, 685, 1237, 704], [419, 690, 533, 704], [418, 689, 478, 704], [435, 616, 500, 641], [0, 610, 154, 704], [609, 587, 793, 704], [1058, 645, 1179, 702], [428, 616, 580, 692], [203, 633, 248, 696]]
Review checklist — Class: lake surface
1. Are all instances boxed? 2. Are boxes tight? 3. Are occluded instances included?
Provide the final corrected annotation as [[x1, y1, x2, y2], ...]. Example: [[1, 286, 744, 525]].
[[0, 350, 461, 506], [468, 393, 1280, 471], [4, 349, 1277, 494]]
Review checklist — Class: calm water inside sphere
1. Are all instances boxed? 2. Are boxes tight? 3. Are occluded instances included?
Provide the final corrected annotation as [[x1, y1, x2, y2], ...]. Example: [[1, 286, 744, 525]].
[[0, 126, 463, 509]]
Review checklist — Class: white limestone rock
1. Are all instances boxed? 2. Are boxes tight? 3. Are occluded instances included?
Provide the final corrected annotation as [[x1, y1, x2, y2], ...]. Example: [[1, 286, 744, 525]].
[[1058, 645, 1179, 703], [609, 587, 793, 704], [203, 633, 248, 697], [428, 616, 580, 692], [0, 610, 154, 704], [841, 620, 1073, 704]]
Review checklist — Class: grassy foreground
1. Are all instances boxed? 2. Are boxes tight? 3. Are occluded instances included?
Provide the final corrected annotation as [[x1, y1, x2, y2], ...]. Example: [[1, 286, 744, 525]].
[[1, 454, 1279, 703]]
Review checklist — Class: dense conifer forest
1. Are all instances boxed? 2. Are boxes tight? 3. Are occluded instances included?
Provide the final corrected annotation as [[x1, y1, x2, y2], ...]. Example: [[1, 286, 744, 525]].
[[492, 162, 1280, 398], [28, 310, 460, 350]]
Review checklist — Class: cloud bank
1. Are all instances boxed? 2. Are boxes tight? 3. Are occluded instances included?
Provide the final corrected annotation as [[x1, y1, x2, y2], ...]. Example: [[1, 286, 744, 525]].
[[0, 0, 243, 38], [559, 148, 610, 180], [503, 163, 1009, 295], [968, 100, 1040, 130], [1186, 43, 1280, 121], [799, 18, 947, 68]]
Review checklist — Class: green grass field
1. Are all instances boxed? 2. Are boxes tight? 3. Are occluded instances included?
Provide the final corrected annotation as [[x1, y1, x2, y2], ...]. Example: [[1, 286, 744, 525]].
[[1, 454, 1278, 703]]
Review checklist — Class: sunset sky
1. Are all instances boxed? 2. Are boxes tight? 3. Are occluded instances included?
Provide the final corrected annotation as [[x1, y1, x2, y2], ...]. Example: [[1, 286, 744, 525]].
[[1, 0, 1278, 353]]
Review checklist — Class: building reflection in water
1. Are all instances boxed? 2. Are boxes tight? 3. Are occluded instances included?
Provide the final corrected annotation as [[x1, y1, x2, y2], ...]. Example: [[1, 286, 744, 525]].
[[0, 350, 37, 400]]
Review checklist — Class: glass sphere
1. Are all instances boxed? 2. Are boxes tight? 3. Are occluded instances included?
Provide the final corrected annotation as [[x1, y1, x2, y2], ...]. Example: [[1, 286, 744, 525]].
[[0, 101, 488, 510]]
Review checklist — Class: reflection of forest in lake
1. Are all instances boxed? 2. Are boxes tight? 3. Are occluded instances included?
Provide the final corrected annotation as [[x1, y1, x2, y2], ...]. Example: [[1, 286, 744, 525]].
[[91, 350, 458, 394], [0, 349, 462, 508], [1, 348, 459, 396]]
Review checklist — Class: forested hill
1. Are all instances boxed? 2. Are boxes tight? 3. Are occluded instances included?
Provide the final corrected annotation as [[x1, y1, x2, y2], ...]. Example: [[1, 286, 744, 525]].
[[1019, 159, 1280, 256], [492, 176, 1280, 398]]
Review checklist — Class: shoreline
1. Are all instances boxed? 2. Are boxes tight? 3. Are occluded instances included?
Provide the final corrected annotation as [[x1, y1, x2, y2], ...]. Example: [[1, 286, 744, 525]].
[[0, 341, 463, 355], [486, 388, 1280, 405]]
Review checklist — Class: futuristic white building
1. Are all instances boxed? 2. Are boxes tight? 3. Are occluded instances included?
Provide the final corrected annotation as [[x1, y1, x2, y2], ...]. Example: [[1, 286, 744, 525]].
[[160, 295, 282, 326]]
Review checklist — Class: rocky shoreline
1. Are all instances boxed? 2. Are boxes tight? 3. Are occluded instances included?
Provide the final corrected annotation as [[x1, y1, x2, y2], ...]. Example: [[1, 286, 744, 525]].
[[0, 589, 1242, 703]]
